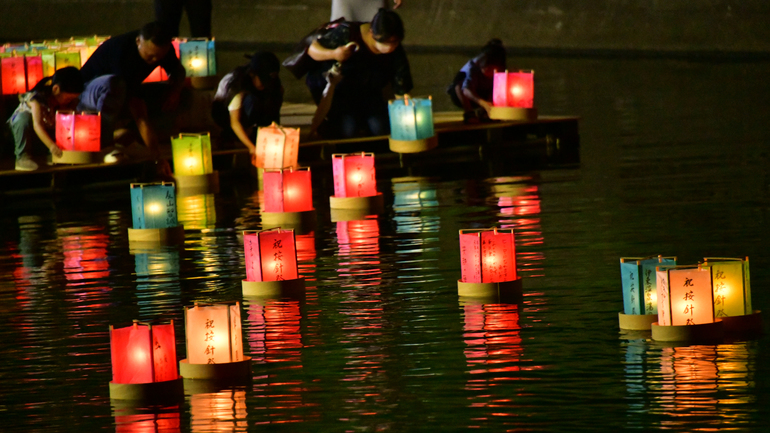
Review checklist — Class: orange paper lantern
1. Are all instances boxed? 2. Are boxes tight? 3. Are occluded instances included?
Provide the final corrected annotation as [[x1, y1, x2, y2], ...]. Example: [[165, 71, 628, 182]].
[[263, 167, 313, 213], [184, 302, 244, 365], [656, 265, 715, 326], [255, 123, 299, 169], [459, 228, 518, 283], [55, 111, 101, 152], [110, 321, 178, 384], [243, 228, 299, 282]]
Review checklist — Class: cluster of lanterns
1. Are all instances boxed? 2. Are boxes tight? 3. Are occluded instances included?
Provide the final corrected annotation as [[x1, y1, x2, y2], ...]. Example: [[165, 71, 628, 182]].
[[619, 256, 761, 342], [1, 36, 107, 95]]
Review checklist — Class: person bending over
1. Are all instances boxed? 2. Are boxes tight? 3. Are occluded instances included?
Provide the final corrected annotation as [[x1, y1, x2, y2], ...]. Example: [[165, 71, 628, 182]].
[[447, 39, 506, 123]]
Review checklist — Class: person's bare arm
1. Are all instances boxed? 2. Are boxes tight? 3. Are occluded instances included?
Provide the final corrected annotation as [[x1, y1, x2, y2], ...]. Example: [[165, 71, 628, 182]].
[[462, 88, 493, 112], [308, 40, 358, 62], [229, 107, 256, 154], [128, 96, 159, 154], [29, 100, 62, 157]]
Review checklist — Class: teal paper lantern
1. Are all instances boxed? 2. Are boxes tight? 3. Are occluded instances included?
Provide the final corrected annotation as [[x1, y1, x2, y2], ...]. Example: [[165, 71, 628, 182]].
[[130, 182, 178, 229], [620, 256, 676, 315], [388, 97, 434, 141], [179, 38, 216, 77]]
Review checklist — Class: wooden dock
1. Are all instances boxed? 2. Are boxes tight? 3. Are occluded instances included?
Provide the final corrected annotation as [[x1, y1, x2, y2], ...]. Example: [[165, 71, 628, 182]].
[[0, 102, 579, 197]]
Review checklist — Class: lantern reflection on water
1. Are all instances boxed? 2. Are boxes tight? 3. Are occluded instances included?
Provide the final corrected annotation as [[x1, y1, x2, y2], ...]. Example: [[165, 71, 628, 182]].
[[180, 302, 251, 380], [128, 182, 185, 245], [113, 406, 181, 433], [703, 257, 762, 334], [329, 152, 384, 219], [458, 227, 521, 302], [109, 321, 183, 401], [489, 70, 537, 121], [242, 228, 305, 297], [387, 96, 437, 153], [189, 390, 247, 432], [651, 265, 724, 342], [618, 256, 677, 331]]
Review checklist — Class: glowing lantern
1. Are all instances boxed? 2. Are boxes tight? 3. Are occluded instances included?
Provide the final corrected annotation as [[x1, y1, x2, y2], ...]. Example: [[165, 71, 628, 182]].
[[458, 227, 521, 300], [170, 133, 219, 193], [143, 66, 169, 83], [255, 122, 299, 170], [179, 38, 216, 77], [53, 111, 101, 163], [242, 228, 305, 296], [128, 182, 185, 245], [387, 96, 437, 153], [179, 302, 251, 380], [1, 55, 26, 95], [40, 49, 82, 76], [618, 255, 677, 330], [25, 55, 43, 89], [109, 321, 183, 401], [262, 167, 316, 232], [489, 70, 537, 121], [652, 265, 723, 342], [703, 257, 761, 333], [329, 152, 384, 218]]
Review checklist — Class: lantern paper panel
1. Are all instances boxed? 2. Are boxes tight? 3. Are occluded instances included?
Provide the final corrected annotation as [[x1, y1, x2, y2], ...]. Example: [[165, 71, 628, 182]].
[[130, 183, 178, 229], [388, 97, 434, 141], [110, 322, 178, 384], [25, 55, 43, 89], [657, 266, 714, 327], [1, 56, 26, 95], [620, 256, 677, 315], [185, 303, 243, 364], [171, 133, 213, 176], [332, 153, 377, 198], [263, 168, 313, 213], [459, 228, 517, 284], [705, 257, 751, 318], [55, 111, 101, 152], [255, 124, 300, 170], [493, 71, 534, 108], [243, 229, 299, 282], [179, 38, 216, 77], [143, 66, 169, 83], [207, 39, 217, 77]]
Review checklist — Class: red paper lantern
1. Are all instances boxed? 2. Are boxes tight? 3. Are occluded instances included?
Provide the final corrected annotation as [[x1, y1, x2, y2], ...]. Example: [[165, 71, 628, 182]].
[[263, 167, 313, 213], [493, 71, 534, 108], [243, 228, 299, 282], [143, 66, 168, 83], [56, 111, 101, 152], [110, 321, 178, 384], [332, 152, 377, 198], [459, 228, 518, 283], [1, 56, 27, 95], [25, 55, 43, 90]]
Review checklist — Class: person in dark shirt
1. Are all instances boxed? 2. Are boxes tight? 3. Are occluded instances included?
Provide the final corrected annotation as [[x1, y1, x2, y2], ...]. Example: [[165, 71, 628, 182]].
[[78, 21, 186, 161], [211, 51, 283, 156], [447, 39, 506, 123], [304, 8, 412, 139]]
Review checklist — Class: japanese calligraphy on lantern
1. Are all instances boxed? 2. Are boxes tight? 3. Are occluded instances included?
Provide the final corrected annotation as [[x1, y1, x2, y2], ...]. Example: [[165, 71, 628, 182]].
[[185, 303, 244, 365], [109, 322, 178, 384], [704, 257, 751, 318], [130, 182, 178, 229], [459, 228, 517, 283], [171, 133, 213, 176], [620, 256, 676, 316], [659, 266, 715, 326], [243, 229, 299, 282], [255, 123, 299, 169]]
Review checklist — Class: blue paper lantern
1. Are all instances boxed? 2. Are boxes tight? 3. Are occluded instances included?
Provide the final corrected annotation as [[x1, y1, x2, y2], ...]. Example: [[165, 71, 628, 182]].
[[130, 182, 178, 229], [620, 256, 676, 315], [388, 97, 434, 141], [179, 38, 215, 77]]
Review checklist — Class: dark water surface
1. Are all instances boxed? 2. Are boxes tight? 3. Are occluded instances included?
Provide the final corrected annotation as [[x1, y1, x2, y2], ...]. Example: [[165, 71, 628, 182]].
[[2, 55, 770, 432]]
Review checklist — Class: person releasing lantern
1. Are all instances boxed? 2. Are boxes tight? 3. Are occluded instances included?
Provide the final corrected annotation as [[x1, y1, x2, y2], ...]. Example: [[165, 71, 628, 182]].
[[446, 39, 506, 124], [7, 67, 83, 171]]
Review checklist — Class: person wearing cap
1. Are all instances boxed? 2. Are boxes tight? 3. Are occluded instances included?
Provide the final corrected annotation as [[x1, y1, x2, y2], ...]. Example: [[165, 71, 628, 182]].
[[304, 8, 412, 139], [78, 21, 186, 163], [211, 51, 284, 156], [7, 67, 84, 171]]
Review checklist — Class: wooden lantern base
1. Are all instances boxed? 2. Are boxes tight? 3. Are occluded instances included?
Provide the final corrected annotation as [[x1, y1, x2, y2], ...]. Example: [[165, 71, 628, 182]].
[[489, 106, 538, 121], [651, 321, 724, 343], [457, 278, 523, 303], [720, 310, 763, 335], [388, 135, 438, 154], [618, 313, 658, 331], [109, 377, 184, 401], [242, 277, 306, 298], [179, 357, 252, 380], [128, 225, 185, 246], [175, 171, 220, 195], [262, 209, 316, 234], [329, 193, 384, 215], [190, 75, 219, 90], [52, 150, 98, 165]]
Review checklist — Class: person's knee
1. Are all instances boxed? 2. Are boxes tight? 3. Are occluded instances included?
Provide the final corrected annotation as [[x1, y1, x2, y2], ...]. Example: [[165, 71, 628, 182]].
[[10, 112, 34, 137]]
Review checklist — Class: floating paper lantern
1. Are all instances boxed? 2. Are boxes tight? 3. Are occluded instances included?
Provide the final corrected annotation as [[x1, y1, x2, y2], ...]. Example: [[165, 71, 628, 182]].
[[489, 70, 537, 121], [109, 321, 183, 401], [1, 55, 26, 95], [329, 152, 384, 218], [652, 265, 723, 342], [458, 227, 522, 301], [262, 167, 316, 233], [703, 257, 761, 334], [388, 96, 437, 153], [128, 182, 185, 245], [179, 302, 251, 380], [255, 123, 299, 170], [242, 228, 305, 296], [53, 110, 101, 163], [171, 133, 219, 193], [618, 256, 677, 330], [179, 38, 216, 77]]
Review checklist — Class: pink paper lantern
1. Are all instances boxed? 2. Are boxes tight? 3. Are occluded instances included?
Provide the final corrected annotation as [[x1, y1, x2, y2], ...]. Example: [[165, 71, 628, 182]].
[[263, 167, 313, 213], [243, 228, 299, 282], [56, 111, 101, 152], [493, 71, 534, 108], [332, 152, 377, 198], [459, 228, 518, 283]]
